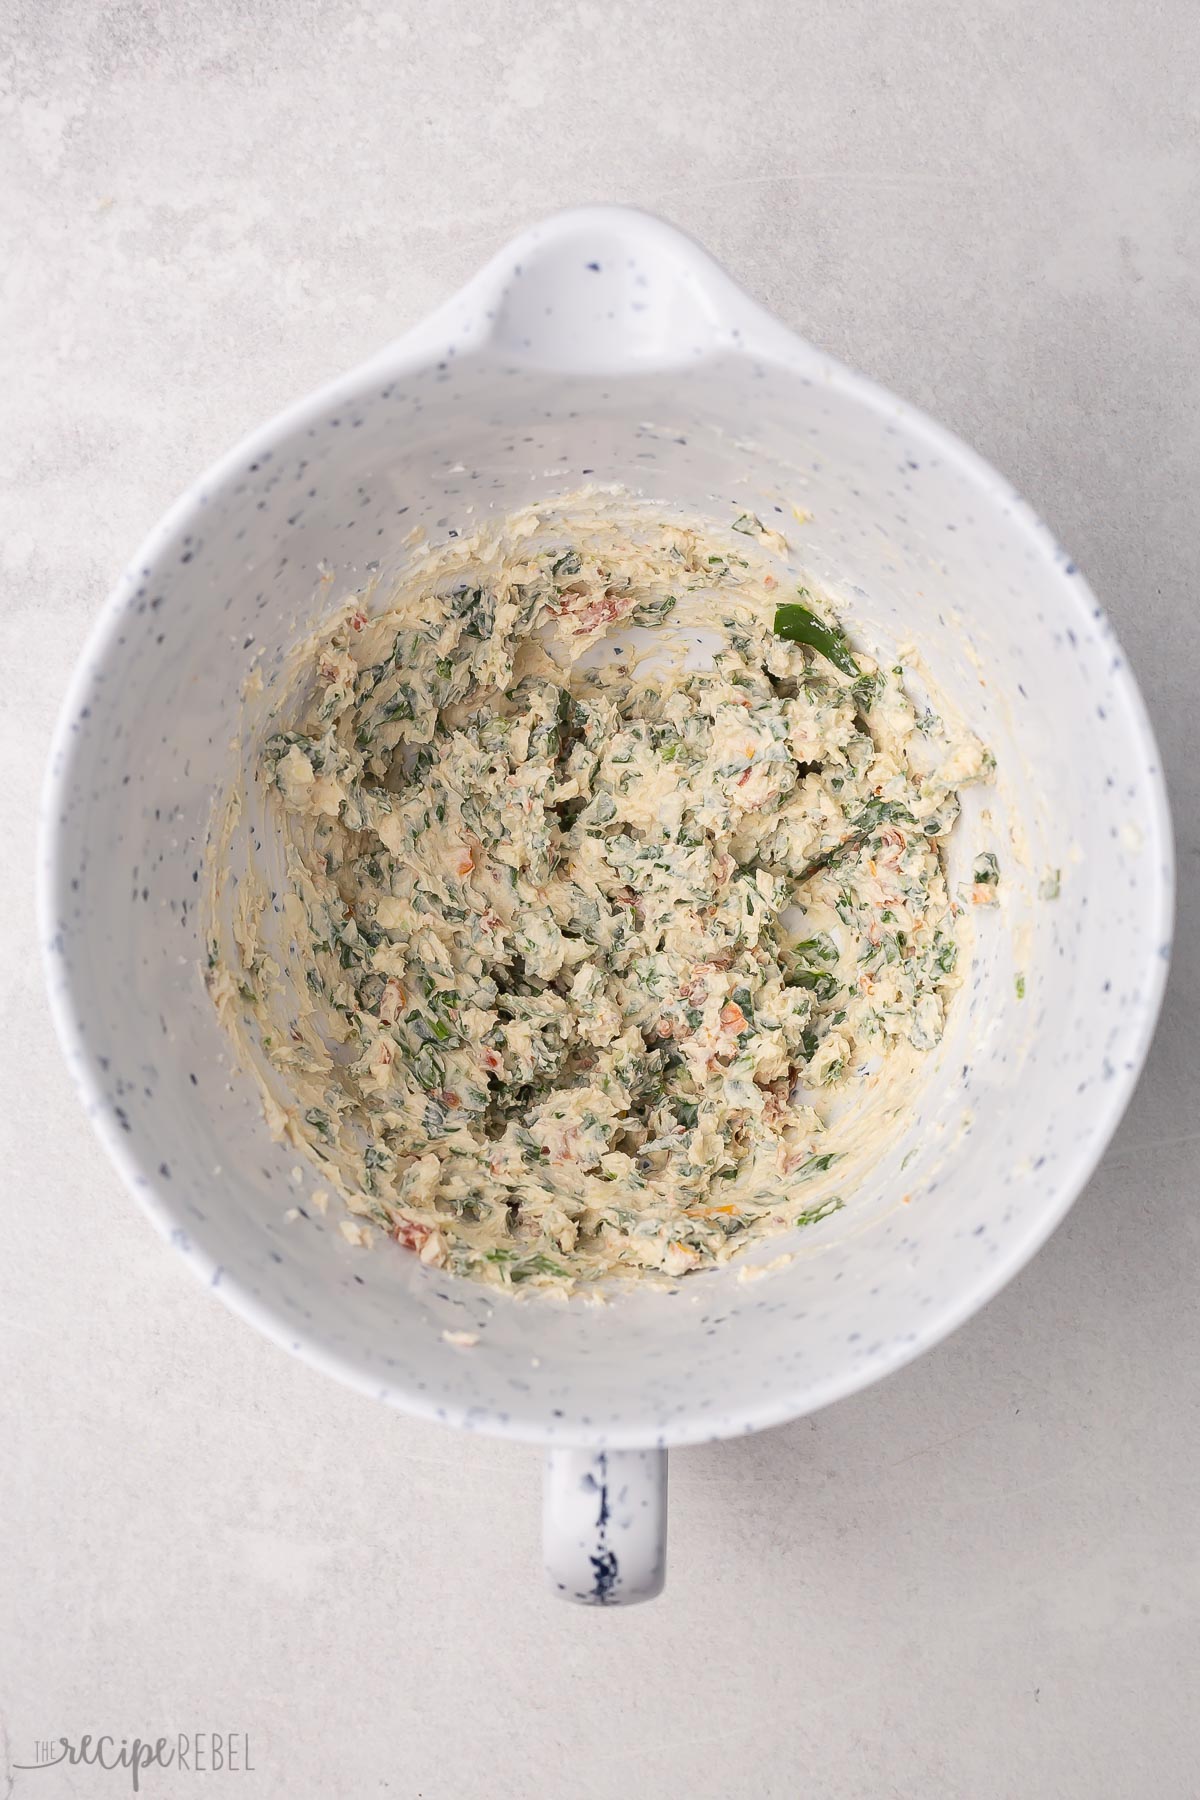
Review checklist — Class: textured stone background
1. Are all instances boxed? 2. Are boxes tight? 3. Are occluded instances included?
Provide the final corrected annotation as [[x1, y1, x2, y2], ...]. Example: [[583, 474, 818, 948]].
[[3, 3, 1198, 1795]]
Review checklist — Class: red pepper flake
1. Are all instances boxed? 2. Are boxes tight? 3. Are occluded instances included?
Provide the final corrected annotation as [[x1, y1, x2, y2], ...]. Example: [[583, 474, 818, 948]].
[[552, 590, 636, 636], [391, 1219, 431, 1252]]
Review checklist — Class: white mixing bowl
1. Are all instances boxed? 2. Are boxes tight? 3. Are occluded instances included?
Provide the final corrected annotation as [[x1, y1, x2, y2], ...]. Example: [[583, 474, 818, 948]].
[[41, 207, 1173, 1603]]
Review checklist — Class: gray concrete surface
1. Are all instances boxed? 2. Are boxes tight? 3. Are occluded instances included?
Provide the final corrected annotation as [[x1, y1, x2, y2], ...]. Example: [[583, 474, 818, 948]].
[[2, 2, 1198, 1795]]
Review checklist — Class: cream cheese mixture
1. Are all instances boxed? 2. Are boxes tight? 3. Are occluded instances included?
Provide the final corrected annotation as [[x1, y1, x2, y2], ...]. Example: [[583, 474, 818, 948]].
[[207, 497, 994, 1289]]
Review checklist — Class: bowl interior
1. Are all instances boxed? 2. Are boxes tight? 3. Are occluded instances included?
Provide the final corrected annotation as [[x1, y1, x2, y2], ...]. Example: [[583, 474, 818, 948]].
[[44, 228, 1171, 1446]]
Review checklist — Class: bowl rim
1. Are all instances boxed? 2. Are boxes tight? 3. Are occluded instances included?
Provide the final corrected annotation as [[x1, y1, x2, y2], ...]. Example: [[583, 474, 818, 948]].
[[39, 204, 1175, 1449]]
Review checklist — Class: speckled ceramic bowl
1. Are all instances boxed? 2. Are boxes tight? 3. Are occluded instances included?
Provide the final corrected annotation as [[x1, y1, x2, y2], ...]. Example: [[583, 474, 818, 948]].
[[41, 207, 1172, 1605]]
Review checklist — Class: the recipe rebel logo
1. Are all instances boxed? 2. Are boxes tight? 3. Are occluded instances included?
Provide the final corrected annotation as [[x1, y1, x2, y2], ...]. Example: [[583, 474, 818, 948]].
[[14, 1732, 255, 1790]]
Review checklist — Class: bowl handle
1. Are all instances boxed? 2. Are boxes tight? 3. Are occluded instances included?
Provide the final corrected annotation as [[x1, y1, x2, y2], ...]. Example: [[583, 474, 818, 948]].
[[543, 1447, 667, 1605], [396, 205, 808, 377]]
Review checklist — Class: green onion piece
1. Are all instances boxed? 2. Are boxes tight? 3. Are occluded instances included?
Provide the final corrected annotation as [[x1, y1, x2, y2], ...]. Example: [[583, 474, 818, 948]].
[[773, 597, 860, 678]]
